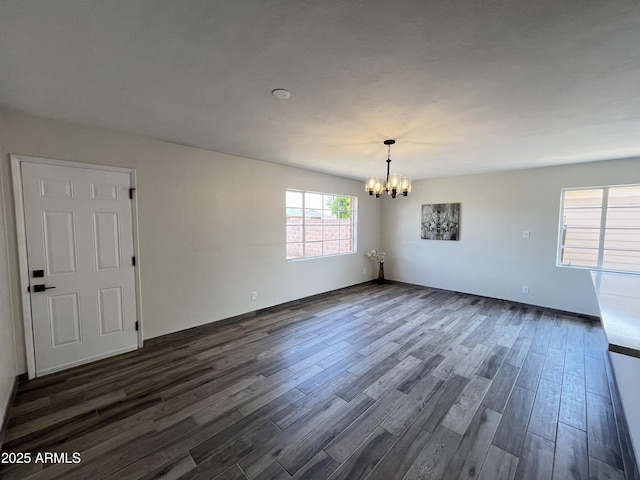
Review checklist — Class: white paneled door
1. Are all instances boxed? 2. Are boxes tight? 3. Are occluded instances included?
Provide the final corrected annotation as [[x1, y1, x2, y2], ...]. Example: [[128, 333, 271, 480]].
[[21, 162, 138, 376]]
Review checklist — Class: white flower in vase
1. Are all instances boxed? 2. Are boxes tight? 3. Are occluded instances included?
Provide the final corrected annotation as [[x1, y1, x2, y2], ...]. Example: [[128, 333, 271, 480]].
[[366, 249, 387, 284]]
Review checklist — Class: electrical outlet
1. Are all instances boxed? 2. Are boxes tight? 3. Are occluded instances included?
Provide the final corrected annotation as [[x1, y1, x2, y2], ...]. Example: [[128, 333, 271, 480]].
[[251, 291, 258, 301], [363, 267, 367, 275], [522, 231, 530, 239], [522, 285, 530, 294]]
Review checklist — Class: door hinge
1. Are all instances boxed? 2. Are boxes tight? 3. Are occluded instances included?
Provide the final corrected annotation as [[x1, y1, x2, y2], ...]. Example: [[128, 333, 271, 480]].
[[135, 321, 139, 331], [129, 187, 136, 199], [132, 256, 136, 266]]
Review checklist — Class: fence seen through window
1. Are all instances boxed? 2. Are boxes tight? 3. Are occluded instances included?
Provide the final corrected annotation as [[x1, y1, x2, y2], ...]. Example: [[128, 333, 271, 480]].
[[286, 190, 356, 260]]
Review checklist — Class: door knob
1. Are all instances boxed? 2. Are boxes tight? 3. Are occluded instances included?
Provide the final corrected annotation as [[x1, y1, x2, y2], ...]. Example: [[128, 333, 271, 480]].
[[29, 284, 56, 293]]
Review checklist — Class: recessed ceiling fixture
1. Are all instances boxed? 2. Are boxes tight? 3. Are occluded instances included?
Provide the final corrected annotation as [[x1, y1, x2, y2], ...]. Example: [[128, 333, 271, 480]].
[[271, 88, 291, 99], [365, 139, 411, 198]]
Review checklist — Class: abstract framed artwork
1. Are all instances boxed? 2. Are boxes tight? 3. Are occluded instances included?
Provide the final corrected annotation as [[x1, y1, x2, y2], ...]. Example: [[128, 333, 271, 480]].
[[421, 203, 460, 240]]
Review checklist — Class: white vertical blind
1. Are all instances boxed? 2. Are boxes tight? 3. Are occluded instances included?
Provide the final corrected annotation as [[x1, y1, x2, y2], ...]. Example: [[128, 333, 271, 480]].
[[559, 185, 640, 273]]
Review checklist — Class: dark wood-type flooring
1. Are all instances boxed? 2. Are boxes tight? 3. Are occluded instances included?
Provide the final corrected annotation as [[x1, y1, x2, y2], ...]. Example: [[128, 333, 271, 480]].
[[1, 282, 638, 480]]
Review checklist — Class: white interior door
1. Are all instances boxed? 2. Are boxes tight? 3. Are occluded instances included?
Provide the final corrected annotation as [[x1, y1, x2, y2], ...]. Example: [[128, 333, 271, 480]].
[[21, 162, 138, 376]]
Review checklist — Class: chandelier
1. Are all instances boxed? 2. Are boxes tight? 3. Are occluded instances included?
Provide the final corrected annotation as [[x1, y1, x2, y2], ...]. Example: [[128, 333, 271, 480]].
[[365, 139, 411, 198]]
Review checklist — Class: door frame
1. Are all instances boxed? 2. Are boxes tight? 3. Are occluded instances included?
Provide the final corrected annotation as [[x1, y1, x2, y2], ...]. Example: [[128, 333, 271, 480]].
[[11, 154, 144, 379]]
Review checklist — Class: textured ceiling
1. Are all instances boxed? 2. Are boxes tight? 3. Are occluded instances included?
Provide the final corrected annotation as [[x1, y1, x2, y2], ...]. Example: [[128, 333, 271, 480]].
[[1, 0, 639, 180]]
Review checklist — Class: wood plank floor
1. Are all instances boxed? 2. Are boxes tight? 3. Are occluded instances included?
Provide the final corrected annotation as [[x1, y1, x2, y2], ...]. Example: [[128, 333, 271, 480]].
[[1, 282, 638, 480]]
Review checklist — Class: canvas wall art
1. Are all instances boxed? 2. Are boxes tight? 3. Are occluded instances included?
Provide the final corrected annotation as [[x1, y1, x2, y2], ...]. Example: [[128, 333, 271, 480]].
[[421, 203, 460, 240]]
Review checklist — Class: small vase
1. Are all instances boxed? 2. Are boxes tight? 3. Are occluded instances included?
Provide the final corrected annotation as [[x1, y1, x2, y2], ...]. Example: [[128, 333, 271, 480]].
[[377, 262, 385, 284]]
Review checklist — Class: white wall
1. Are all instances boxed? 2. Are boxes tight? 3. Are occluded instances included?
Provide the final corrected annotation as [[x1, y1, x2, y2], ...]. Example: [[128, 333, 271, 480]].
[[0, 141, 17, 431], [382, 158, 640, 316], [0, 109, 382, 374]]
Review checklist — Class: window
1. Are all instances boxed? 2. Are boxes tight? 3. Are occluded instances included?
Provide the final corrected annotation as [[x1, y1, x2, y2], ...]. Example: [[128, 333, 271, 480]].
[[286, 190, 356, 260], [558, 185, 640, 273]]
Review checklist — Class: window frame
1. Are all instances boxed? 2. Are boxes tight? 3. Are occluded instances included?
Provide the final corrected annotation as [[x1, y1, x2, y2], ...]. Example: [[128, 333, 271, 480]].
[[557, 184, 640, 274], [285, 189, 357, 261]]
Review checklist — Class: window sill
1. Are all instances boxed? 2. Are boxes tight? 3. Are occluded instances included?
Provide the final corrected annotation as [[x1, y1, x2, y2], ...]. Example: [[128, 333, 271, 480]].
[[286, 252, 356, 262]]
